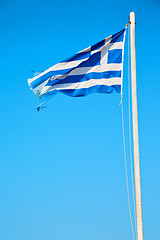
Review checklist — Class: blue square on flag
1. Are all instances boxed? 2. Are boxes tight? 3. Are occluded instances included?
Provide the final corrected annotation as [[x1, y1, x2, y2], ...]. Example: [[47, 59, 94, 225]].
[[107, 49, 122, 64]]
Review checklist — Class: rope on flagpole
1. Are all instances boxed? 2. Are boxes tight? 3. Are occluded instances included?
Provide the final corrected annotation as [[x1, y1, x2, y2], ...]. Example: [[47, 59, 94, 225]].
[[119, 22, 137, 240], [121, 100, 135, 240]]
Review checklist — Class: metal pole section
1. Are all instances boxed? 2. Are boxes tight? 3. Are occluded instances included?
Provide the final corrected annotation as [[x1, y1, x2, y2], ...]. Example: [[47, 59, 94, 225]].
[[130, 12, 144, 240]]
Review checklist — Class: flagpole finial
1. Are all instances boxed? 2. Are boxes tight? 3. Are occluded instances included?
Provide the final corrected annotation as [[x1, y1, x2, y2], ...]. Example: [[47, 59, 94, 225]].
[[126, 21, 131, 27]]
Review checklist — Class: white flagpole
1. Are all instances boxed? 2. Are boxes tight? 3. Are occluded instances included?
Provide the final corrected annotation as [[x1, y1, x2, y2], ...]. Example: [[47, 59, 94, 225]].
[[130, 12, 144, 240]]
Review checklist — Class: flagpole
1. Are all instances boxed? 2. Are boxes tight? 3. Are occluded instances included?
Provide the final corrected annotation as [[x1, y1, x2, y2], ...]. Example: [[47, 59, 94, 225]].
[[130, 12, 144, 240]]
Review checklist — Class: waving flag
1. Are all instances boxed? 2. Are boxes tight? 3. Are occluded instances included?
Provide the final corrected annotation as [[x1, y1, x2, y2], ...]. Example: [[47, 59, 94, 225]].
[[28, 28, 126, 109]]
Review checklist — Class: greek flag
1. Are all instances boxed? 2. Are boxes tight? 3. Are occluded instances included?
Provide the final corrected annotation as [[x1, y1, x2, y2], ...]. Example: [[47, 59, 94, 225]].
[[28, 28, 126, 109]]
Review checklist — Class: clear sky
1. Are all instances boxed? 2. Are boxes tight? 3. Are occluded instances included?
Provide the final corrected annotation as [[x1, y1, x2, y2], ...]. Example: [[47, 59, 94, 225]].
[[0, 0, 160, 240]]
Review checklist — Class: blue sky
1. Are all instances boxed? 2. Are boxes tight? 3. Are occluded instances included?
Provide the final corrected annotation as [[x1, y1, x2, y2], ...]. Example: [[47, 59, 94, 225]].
[[0, 0, 160, 240]]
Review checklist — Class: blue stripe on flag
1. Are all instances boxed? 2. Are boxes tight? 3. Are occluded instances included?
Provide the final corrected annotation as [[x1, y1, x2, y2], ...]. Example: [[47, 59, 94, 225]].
[[43, 84, 121, 98], [110, 28, 125, 43], [79, 52, 101, 67], [46, 71, 121, 86], [91, 39, 105, 51]]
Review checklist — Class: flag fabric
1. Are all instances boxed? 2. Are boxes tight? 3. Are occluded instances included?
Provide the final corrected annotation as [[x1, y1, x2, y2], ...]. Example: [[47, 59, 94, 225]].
[[28, 28, 126, 109]]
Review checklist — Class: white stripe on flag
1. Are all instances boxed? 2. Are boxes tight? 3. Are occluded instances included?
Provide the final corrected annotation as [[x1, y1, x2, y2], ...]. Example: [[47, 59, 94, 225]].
[[58, 64, 122, 78], [41, 77, 121, 94]]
